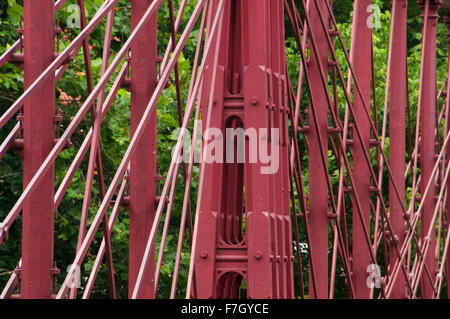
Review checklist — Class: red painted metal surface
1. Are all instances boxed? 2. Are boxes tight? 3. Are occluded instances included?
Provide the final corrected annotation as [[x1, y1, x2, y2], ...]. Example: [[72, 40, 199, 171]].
[[2, 0, 450, 299], [418, 0, 440, 298], [21, 0, 55, 299], [349, 0, 373, 299], [388, 0, 408, 299], [128, 0, 158, 299], [306, 0, 330, 299], [445, 10, 450, 299], [191, 0, 293, 299]]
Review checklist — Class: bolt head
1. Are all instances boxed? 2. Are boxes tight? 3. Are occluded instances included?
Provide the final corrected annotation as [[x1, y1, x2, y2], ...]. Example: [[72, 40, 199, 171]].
[[255, 251, 263, 260], [200, 250, 208, 259], [250, 97, 258, 105]]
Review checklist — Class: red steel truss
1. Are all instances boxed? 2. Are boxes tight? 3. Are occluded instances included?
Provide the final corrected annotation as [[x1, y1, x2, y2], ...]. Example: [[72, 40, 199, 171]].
[[1, 0, 450, 299], [191, 0, 293, 299]]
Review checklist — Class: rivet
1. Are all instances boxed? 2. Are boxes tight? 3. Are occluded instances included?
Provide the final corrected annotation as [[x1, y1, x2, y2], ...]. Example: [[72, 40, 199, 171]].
[[200, 250, 208, 259]]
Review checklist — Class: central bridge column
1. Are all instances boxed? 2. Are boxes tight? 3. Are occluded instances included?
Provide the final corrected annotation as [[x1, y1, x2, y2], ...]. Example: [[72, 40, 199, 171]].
[[192, 0, 293, 299]]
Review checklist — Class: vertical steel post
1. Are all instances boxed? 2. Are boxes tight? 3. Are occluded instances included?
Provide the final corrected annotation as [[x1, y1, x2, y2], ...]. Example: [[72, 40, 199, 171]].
[[275, 0, 295, 299], [307, 0, 330, 299], [21, 0, 55, 299], [349, 0, 373, 299], [388, 0, 408, 299], [193, 0, 227, 298], [418, 0, 440, 299], [192, 0, 293, 298], [129, 0, 158, 299], [241, 0, 279, 298], [445, 10, 450, 299]]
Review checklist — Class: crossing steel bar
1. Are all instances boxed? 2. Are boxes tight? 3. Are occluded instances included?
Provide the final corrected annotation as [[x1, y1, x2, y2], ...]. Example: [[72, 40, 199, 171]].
[[170, 4, 208, 299], [0, 0, 120, 130], [320, 2, 436, 290], [0, 61, 127, 299], [54, 0, 206, 299], [0, 0, 69, 68], [0, 0, 159, 242], [130, 0, 208, 297], [71, 6, 116, 299], [385, 126, 450, 297], [3, 0, 450, 300], [445, 10, 450, 298], [82, 177, 128, 299], [0, 123, 20, 160], [289, 0, 359, 298], [303, 0, 422, 296]]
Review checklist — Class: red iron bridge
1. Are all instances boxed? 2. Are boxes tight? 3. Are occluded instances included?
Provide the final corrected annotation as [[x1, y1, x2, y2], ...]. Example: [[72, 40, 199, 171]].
[[0, 0, 450, 299]]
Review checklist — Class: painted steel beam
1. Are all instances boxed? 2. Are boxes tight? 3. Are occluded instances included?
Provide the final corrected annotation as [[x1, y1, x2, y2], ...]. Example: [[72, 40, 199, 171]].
[[388, 0, 408, 299], [21, 0, 55, 299], [192, 0, 293, 299], [349, 0, 373, 299], [445, 9, 450, 300], [3, 0, 450, 300], [418, 0, 440, 299], [129, 0, 158, 299], [307, 0, 331, 299]]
